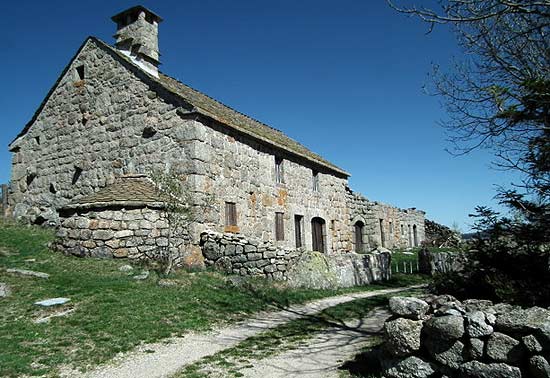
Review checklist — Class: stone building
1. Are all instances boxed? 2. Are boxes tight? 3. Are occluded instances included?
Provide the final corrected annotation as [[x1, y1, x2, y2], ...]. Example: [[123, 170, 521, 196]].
[[8, 6, 425, 269]]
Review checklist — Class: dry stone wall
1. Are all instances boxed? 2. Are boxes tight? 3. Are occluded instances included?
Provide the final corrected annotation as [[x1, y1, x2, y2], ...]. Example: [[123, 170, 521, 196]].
[[347, 189, 426, 251], [54, 206, 192, 265], [378, 295, 550, 378], [418, 249, 469, 275]]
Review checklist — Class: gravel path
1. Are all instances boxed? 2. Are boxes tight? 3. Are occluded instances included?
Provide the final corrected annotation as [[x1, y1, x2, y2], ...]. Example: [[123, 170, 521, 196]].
[[239, 308, 390, 378], [65, 285, 423, 378]]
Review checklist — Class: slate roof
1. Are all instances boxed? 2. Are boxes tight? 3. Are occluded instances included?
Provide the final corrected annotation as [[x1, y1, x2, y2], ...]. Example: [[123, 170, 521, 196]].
[[10, 37, 349, 177], [63, 175, 165, 210]]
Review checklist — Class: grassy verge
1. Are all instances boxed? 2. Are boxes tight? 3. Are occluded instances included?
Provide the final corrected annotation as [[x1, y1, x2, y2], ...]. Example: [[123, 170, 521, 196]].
[[176, 288, 425, 378], [0, 221, 429, 377]]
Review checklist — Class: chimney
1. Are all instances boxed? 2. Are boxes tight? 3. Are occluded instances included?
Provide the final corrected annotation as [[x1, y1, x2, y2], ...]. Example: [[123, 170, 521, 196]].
[[111, 6, 163, 77]]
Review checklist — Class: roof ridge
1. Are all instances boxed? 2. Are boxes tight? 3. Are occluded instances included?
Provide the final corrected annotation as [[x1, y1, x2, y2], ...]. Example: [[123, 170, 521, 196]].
[[159, 73, 287, 136]]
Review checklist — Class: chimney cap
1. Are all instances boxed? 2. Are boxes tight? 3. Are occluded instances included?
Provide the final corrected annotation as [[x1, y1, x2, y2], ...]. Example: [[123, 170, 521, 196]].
[[111, 5, 163, 24]]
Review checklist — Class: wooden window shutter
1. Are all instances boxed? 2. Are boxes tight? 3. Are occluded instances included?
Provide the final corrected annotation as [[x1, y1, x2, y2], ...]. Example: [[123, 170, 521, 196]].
[[225, 202, 237, 226], [275, 212, 284, 241]]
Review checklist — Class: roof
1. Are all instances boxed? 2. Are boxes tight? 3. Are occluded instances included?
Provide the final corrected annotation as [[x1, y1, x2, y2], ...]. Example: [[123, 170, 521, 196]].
[[62, 175, 165, 210], [10, 37, 349, 177]]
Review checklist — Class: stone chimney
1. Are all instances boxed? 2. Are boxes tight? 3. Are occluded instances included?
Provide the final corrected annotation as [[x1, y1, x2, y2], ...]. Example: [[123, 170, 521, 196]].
[[111, 6, 163, 77]]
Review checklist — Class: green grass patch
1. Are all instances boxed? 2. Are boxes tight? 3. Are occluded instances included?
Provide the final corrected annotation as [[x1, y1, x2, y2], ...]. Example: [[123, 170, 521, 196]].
[[0, 221, 429, 377]]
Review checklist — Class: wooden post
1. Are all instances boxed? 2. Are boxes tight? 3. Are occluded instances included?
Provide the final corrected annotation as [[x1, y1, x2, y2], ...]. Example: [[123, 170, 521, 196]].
[[1, 184, 7, 217], [403, 261, 407, 274]]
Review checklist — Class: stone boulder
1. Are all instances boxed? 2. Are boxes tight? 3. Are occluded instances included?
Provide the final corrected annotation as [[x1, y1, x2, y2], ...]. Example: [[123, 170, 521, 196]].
[[381, 356, 435, 378], [389, 297, 430, 320], [459, 361, 521, 378], [466, 311, 494, 338], [495, 306, 550, 335], [0, 283, 10, 298], [423, 315, 465, 341], [286, 251, 338, 290], [425, 339, 466, 370], [529, 355, 550, 378], [384, 318, 423, 356], [486, 332, 524, 364]]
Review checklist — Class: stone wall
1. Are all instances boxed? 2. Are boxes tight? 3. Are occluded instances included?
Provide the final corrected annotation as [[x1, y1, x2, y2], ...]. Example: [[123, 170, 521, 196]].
[[9, 39, 196, 225], [346, 189, 426, 251], [201, 231, 391, 286], [378, 295, 550, 378], [418, 249, 468, 275], [54, 206, 196, 266], [200, 231, 300, 280], [188, 119, 352, 253]]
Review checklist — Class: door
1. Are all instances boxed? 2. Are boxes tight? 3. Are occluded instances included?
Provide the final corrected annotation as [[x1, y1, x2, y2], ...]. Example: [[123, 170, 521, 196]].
[[354, 221, 365, 253], [311, 217, 326, 253]]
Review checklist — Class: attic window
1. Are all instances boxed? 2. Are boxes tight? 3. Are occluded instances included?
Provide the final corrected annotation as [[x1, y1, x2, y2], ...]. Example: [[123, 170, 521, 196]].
[[76, 65, 85, 80], [142, 126, 157, 138], [275, 157, 284, 184], [312, 170, 320, 192], [26, 173, 37, 186], [72, 167, 83, 185]]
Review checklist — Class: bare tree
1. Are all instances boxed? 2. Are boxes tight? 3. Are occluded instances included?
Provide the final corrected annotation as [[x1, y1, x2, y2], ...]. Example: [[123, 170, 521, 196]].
[[389, 0, 550, 199]]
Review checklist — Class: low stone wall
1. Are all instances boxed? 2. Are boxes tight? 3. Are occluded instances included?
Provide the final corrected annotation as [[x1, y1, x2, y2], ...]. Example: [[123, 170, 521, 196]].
[[418, 249, 468, 275], [200, 231, 300, 280], [55, 207, 191, 265], [286, 251, 391, 289], [377, 295, 550, 378], [201, 231, 391, 286]]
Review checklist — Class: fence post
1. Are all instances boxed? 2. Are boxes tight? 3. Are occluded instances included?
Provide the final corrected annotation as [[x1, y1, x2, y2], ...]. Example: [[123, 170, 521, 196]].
[[1, 184, 7, 217]]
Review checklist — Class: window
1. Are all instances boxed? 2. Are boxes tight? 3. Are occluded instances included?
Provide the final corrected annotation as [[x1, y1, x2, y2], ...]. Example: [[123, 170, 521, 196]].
[[311, 217, 326, 253], [275, 212, 284, 241], [76, 65, 85, 80], [401, 224, 404, 236], [294, 215, 304, 248], [275, 157, 284, 184], [225, 202, 237, 227], [354, 221, 365, 253], [389, 221, 393, 235], [312, 170, 320, 192], [72, 167, 83, 185], [413, 224, 418, 247]]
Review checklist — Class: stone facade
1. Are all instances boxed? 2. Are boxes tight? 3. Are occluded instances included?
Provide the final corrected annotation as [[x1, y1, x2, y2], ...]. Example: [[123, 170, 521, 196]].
[[8, 7, 426, 273], [347, 189, 425, 251]]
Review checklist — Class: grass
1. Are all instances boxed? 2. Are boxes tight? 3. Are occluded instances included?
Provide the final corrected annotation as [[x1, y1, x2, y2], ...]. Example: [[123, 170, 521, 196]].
[[0, 220, 430, 377]]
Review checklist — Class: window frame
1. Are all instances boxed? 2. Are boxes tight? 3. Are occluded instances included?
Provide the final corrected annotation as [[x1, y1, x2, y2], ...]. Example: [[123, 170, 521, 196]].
[[275, 212, 285, 241]]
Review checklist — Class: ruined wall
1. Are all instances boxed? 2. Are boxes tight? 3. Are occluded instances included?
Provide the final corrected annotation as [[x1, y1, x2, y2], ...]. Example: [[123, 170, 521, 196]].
[[347, 189, 426, 251], [55, 206, 196, 267], [9, 39, 196, 225]]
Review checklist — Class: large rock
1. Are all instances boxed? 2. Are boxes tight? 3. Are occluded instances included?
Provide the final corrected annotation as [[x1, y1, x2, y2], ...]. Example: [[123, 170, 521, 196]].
[[495, 306, 550, 335], [389, 297, 430, 320], [382, 356, 435, 378], [426, 339, 466, 369], [286, 251, 338, 290], [467, 338, 485, 360], [523, 334, 544, 354], [486, 332, 524, 364], [7, 268, 49, 279], [459, 361, 521, 378], [384, 318, 423, 356], [529, 355, 550, 378], [423, 315, 465, 341], [466, 311, 494, 338], [202, 241, 222, 261]]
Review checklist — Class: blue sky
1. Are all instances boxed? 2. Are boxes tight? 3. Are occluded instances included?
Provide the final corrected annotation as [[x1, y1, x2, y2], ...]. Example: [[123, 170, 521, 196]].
[[0, 0, 519, 231]]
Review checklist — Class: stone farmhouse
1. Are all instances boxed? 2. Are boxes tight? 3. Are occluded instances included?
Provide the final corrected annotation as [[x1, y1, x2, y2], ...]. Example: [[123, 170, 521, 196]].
[[7, 6, 425, 273]]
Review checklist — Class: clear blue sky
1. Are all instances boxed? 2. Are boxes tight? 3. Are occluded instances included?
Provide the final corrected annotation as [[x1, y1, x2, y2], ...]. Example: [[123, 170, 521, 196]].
[[0, 0, 519, 231]]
